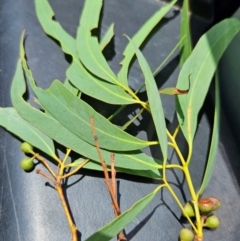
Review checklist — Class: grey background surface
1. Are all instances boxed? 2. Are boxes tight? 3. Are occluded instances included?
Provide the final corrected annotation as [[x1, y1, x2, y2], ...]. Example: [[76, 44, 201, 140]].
[[0, 0, 240, 241]]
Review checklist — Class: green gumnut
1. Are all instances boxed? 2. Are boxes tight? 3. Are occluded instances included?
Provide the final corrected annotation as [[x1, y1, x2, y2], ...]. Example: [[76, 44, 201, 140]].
[[20, 142, 34, 154], [182, 202, 195, 218], [179, 228, 194, 241], [205, 215, 220, 229], [20, 157, 34, 171], [208, 196, 221, 211], [198, 198, 213, 213]]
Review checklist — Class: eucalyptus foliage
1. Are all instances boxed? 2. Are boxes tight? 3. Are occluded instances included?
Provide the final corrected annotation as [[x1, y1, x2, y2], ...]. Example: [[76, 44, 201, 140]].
[[1, 0, 240, 240]]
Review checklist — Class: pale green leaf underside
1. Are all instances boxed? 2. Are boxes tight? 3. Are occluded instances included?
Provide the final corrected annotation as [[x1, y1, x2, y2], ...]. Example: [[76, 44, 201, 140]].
[[85, 186, 161, 241], [177, 18, 240, 142], [118, 0, 177, 86], [198, 73, 220, 195], [127, 36, 168, 162]]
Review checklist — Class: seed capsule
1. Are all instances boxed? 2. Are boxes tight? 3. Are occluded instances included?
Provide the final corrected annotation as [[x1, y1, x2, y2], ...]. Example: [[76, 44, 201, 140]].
[[208, 196, 221, 211], [20, 157, 34, 171], [20, 142, 34, 154], [205, 215, 220, 229], [182, 202, 195, 218], [198, 198, 213, 213], [179, 228, 194, 241]]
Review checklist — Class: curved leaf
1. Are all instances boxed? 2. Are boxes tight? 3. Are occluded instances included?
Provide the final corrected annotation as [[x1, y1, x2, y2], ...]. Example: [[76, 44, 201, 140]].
[[0, 108, 56, 159], [198, 73, 220, 195], [31, 80, 155, 151], [76, 0, 120, 86], [118, 0, 177, 86], [71, 157, 161, 179], [126, 36, 168, 162], [9, 60, 56, 158], [35, 0, 136, 105], [179, 0, 192, 67], [66, 58, 135, 105], [12, 56, 162, 179], [85, 185, 162, 241], [100, 23, 114, 51], [176, 18, 240, 142]]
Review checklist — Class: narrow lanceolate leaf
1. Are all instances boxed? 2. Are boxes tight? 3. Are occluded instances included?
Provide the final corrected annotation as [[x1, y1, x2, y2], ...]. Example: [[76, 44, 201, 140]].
[[126, 36, 168, 162], [35, 0, 77, 56], [9, 61, 56, 158], [66, 54, 136, 105], [77, 0, 120, 85], [31, 80, 155, 152], [198, 73, 220, 195], [100, 23, 114, 51], [0, 108, 56, 159], [71, 158, 161, 179], [79, 0, 103, 29], [118, 0, 177, 86], [85, 186, 163, 241], [35, 0, 136, 105], [13, 57, 161, 179], [176, 18, 240, 143], [179, 0, 192, 67]]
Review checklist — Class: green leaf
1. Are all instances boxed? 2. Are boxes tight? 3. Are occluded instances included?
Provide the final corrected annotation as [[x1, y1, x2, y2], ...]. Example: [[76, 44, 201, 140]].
[[71, 158, 161, 179], [76, 17, 118, 84], [179, 0, 192, 67], [176, 18, 240, 143], [31, 80, 155, 151], [100, 23, 114, 51], [35, 0, 136, 105], [66, 61, 136, 105], [198, 73, 220, 196], [12, 57, 161, 179], [118, 0, 177, 86], [0, 108, 56, 159], [35, 0, 78, 57], [9, 60, 56, 159], [126, 36, 168, 162], [85, 185, 162, 241], [79, 0, 103, 29]]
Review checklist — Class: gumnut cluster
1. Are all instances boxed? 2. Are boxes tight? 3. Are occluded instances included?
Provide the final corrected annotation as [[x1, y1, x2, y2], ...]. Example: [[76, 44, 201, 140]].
[[180, 196, 221, 240], [20, 142, 35, 171]]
